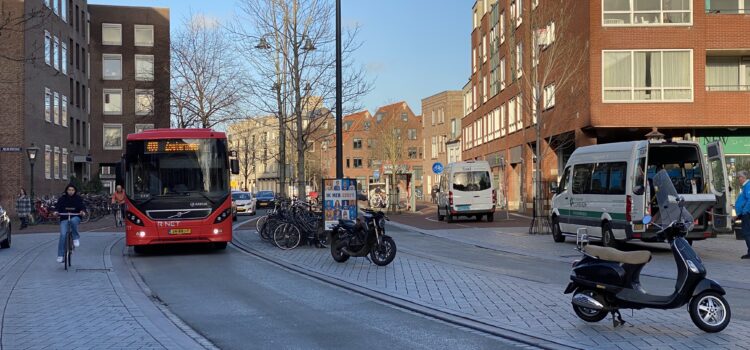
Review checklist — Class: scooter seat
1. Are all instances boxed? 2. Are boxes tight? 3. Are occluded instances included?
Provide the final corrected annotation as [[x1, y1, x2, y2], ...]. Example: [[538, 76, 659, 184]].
[[584, 245, 651, 265]]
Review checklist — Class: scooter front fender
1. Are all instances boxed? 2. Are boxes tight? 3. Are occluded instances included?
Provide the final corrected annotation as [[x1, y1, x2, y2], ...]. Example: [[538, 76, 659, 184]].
[[564, 282, 576, 294], [692, 278, 726, 297]]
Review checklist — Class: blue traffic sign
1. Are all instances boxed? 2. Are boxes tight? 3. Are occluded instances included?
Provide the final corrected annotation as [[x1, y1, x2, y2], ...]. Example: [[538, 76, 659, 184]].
[[432, 162, 444, 174], [373, 170, 380, 180]]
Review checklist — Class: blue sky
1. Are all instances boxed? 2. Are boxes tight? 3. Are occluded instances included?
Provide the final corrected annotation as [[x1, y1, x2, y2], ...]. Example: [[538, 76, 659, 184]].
[[90, 0, 470, 115]]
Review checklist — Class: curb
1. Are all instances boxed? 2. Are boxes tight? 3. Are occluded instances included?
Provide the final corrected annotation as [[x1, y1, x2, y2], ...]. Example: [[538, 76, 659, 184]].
[[231, 235, 583, 350]]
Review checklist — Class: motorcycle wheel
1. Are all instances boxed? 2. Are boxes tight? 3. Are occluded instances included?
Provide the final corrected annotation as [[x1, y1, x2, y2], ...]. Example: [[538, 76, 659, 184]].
[[330, 236, 350, 263], [689, 291, 731, 333], [369, 236, 397, 266], [572, 290, 608, 322]]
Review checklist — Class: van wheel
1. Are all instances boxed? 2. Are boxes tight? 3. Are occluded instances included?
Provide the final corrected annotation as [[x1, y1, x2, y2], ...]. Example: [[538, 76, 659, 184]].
[[437, 206, 445, 221], [552, 216, 565, 243], [487, 213, 494, 222], [602, 223, 619, 248]]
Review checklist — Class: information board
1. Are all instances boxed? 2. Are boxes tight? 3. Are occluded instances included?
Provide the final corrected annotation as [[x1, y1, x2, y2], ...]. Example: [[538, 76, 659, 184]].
[[322, 178, 358, 230]]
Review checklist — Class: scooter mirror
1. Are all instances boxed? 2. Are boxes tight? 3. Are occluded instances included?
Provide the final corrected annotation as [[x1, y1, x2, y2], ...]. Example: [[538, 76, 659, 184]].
[[642, 215, 652, 225]]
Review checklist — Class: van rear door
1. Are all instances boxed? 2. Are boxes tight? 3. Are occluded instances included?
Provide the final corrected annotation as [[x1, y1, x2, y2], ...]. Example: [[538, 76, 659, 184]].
[[451, 167, 494, 212], [631, 142, 648, 233], [707, 141, 732, 233]]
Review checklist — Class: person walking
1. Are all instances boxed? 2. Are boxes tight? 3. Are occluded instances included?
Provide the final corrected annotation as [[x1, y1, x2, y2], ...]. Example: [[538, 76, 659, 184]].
[[735, 170, 750, 260], [55, 184, 86, 263], [15, 189, 32, 230]]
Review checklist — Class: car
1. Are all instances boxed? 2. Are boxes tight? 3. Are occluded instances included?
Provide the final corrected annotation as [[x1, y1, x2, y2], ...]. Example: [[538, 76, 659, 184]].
[[0, 206, 11, 248], [231, 191, 256, 216], [255, 190, 276, 209]]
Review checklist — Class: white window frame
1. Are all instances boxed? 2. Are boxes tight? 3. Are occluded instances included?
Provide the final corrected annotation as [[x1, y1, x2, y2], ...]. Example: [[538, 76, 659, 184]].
[[53, 35, 59, 71], [544, 83, 556, 110], [500, 58, 506, 90], [601, 0, 693, 27], [53, 92, 60, 125], [472, 48, 477, 73], [134, 25, 154, 47], [601, 49, 694, 103], [54, 147, 60, 179], [61, 41, 67, 75], [103, 123, 123, 150], [44, 145, 51, 180], [62, 148, 68, 180], [44, 88, 51, 122], [500, 103, 506, 136], [482, 34, 487, 63], [102, 54, 122, 80], [44, 31, 51, 66], [103, 89, 123, 115], [62, 95, 68, 127], [135, 54, 155, 81], [61, 0, 67, 23], [516, 42, 524, 78], [135, 89, 155, 116], [500, 11, 505, 44], [101, 23, 122, 46]]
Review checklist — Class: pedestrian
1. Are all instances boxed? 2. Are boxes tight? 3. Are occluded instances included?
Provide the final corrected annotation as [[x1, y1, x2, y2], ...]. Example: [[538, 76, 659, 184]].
[[735, 170, 750, 260], [111, 184, 126, 227], [54, 184, 86, 263], [15, 189, 31, 230]]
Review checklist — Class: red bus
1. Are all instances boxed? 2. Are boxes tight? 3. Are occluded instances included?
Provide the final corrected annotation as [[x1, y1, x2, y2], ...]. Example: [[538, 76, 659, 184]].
[[123, 129, 239, 253]]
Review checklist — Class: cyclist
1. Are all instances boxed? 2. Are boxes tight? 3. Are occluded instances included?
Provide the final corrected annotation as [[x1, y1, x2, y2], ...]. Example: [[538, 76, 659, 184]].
[[55, 184, 86, 263], [111, 184, 126, 227]]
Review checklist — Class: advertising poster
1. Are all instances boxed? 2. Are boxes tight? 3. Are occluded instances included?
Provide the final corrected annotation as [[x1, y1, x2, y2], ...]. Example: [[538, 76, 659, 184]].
[[322, 178, 358, 230]]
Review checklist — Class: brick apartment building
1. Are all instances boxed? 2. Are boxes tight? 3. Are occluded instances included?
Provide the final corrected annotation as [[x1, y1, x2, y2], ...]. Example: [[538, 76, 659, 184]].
[[0, 0, 169, 214], [465, 0, 750, 212], [88, 5, 170, 193], [322, 102, 424, 196], [421, 91, 462, 195]]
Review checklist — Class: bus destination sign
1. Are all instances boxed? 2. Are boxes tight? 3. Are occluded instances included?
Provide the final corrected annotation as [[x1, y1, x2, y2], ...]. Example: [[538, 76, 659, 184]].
[[145, 141, 200, 153]]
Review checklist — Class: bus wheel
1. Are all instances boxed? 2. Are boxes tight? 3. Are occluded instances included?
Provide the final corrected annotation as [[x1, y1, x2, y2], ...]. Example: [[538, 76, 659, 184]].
[[133, 245, 148, 255]]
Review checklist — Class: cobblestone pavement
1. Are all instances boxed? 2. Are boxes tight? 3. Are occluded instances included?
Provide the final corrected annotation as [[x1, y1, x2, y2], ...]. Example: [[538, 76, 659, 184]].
[[234, 228, 750, 350], [0, 232, 206, 350]]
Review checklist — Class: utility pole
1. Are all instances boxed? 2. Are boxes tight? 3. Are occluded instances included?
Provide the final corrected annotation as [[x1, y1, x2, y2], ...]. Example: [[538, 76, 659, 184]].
[[335, 0, 343, 178]]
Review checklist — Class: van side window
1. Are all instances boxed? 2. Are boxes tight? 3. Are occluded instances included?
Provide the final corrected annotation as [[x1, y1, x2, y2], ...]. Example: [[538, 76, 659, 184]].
[[559, 167, 570, 193], [590, 163, 609, 194], [608, 162, 627, 194], [572, 164, 593, 194]]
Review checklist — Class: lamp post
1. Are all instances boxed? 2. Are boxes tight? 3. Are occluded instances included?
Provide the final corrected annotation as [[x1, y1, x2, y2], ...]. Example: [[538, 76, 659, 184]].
[[335, 0, 343, 178], [26, 144, 39, 199]]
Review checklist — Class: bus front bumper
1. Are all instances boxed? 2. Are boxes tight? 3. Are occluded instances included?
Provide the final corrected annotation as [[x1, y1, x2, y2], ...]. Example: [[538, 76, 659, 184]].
[[126, 221, 232, 246]]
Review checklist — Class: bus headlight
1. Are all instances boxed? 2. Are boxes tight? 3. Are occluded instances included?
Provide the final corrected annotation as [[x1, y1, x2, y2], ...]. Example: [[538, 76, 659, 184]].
[[214, 208, 232, 224], [137, 231, 146, 238], [126, 211, 144, 226]]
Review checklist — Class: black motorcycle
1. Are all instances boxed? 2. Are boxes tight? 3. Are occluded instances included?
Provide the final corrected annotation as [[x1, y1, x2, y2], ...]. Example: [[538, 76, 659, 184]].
[[564, 169, 730, 333], [330, 208, 397, 266]]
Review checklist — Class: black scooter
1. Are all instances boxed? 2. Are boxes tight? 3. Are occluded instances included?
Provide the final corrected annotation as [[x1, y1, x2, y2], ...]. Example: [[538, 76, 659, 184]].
[[564, 170, 731, 333], [330, 208, 397, 266]]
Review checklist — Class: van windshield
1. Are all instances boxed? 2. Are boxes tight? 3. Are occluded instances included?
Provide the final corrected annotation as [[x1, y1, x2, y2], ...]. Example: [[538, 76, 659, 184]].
[[453, 171, 491, 192]]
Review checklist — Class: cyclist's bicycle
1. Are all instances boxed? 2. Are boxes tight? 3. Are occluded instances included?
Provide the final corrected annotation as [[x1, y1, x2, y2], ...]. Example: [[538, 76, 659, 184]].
[[59, 212, 83, 271], [112, 203, 124, 227]]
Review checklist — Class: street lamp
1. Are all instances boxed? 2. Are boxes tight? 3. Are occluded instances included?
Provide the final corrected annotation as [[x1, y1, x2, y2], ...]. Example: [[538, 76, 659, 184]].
[[26, 143, 39, 198]]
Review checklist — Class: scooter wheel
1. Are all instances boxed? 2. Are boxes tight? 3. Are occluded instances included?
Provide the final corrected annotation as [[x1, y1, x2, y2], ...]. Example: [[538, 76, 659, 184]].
[[572, 290, 608, 323], [689, 291, 731, 333]]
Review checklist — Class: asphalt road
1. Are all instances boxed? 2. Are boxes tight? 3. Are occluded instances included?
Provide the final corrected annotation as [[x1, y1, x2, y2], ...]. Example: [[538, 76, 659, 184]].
[[128, 240, 528, 350]]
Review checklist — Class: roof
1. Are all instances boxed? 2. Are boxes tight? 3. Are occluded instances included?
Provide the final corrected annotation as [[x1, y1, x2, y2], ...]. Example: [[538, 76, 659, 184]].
[[127, 128, 227, 141]]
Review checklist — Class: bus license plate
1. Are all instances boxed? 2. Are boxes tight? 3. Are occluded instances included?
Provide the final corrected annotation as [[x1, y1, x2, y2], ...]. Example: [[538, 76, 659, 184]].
[[169, 228, 191, 235], [457, 205, 470, 211]]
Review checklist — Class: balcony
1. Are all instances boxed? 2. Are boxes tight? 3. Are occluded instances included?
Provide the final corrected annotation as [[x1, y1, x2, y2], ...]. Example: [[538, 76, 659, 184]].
[[706, 0, 750, 14], [705, 55, 750, 92]]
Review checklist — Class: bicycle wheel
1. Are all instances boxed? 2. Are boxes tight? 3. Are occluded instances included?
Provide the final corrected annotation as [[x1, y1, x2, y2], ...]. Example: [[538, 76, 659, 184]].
[[260, 218, 276, 241], [256, 215, 268, 234], [273, 224, 301, 250], [65, 227, 73, 270], [80, 213, 90, 224]]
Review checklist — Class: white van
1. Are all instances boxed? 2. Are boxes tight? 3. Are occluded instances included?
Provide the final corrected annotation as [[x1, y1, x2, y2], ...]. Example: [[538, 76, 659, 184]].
[[437, 160, 496, 223], [550, 140, 731, 247]]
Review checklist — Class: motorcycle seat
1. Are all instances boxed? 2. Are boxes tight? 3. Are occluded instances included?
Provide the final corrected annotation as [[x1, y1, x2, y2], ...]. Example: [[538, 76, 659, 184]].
[[584, 245, 651, 265]]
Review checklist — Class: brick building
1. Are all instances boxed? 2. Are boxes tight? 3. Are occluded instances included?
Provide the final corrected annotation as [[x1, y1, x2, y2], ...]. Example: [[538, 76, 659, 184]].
[[421, 91, 463, 194], [88, 5, 170, 194], [465, 0, 750, 212], [0, 0, 92, 212]]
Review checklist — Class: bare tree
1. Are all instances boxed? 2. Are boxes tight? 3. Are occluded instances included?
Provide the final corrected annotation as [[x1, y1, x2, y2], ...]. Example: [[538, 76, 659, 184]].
[[369, 115, 408, 207], [505, 0, 588, 231], [240, 134, 257, 191], [171, 14, 247, 129], [232, 0, 372, 200]]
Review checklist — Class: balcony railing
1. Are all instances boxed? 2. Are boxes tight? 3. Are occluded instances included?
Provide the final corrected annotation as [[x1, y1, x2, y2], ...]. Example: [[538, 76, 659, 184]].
[[706, 85, 750, 91]]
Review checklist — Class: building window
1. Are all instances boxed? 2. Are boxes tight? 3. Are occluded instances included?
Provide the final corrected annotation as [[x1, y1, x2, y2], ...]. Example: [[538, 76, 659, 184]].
[[134, 25, 154, 46], [135, 124, 155, 133], [363, 121, 371, 130], [44, 31, 51, 65], [408, 147, 418, 159], [62, 95, 68, 127], [135, 55, 154, 81], [367, 139, 374, 148], [44, 88, 51, 122], [602, 50, 692, 102], [482, 34, 487, 63], [544, 84, 556, 109], [103, 89, 122, 115], [102, 23, 122, 45], [353, 138, 362, 149], [603, 0, 692, 26], [393, 128, 401, 139], [44, 145, 51, 179], [346, 158, 350, 168], [53, 92, 60, 125], [62, 148, 68, 180], [53, 147, 60, 179], [376, 112, 384, 122], [53, 36, 60, 71], [401, 112, 408, 121], [353, 158, 363, 168], [707, 0, 750, 14], [431, 136, 438, 159], [102, 54, 122, 80], [61, 0, 67, 22], [515, 42, 523, 79], [511, 0, 523, 27], [706, 56, 750, 91], [408, 128, 417, 140], [135, 89, 154, 115], [472, 48, 477, 73], [103, 124, 123, 150], [431, 110, 435, 125]]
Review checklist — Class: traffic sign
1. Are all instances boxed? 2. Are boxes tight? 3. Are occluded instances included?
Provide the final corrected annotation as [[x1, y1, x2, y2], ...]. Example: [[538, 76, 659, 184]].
[[432, 162, 444, 175], [373, 170, 380, 180]]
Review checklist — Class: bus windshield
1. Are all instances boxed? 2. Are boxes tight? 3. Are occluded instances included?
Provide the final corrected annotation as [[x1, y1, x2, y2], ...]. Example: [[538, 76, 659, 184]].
[[125, 138, 229, 203]]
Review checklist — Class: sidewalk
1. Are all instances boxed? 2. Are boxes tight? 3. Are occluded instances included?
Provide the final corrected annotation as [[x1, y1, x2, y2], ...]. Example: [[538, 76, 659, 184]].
[[0, 231, 209, 350], [234, 228, 750, 350]]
